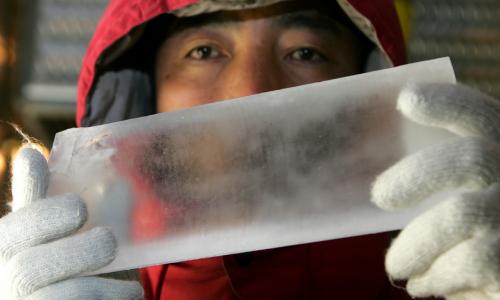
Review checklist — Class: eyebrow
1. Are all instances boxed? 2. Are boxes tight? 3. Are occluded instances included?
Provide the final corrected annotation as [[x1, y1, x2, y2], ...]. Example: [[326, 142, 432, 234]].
[[274, 12, 342, 35]]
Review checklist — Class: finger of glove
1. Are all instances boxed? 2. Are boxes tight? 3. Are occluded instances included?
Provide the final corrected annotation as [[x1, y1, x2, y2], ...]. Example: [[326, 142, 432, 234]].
[[398, 83, 500, 142], [25, 277, 143, 300], [446, 290, 500, 300], [372, 137, 500, 210], [406, 230, 500, 298], [0, 193, 86, 264], [11, 147, 49, 211], [4, 227, 116, 298], [385, 183, 500, 279]]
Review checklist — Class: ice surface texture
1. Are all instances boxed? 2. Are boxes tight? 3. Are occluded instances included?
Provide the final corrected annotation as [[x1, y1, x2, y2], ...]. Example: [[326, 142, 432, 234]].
[[48, 58, 456, 274]]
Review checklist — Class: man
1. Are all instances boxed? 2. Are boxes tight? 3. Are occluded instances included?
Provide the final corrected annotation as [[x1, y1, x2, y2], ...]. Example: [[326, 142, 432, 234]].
[[1, 0, 500, 299]]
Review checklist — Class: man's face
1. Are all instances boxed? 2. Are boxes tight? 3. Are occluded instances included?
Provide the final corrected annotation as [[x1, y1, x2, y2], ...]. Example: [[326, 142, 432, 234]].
[[155, 2, 368, 113]]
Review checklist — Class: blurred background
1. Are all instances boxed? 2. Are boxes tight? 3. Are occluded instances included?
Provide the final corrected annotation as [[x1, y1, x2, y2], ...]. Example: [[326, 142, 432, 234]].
[[0, 0, 499, 215], [0, 0, 107, 214]]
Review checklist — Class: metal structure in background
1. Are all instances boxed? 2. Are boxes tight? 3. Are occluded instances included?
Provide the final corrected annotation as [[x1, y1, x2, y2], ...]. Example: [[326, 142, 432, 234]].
[[18, 0, 107, 144], [409, 0, 500, 98], [29, 0, 107, 89]]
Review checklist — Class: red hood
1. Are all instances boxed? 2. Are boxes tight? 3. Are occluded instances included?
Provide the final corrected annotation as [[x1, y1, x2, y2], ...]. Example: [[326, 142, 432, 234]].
[[76, 0, 406, 127]]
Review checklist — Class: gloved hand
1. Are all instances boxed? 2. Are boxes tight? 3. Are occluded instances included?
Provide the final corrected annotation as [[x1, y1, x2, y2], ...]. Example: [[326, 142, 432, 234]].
[[372, 83, 500, 300], [0, 147, 143, 299]]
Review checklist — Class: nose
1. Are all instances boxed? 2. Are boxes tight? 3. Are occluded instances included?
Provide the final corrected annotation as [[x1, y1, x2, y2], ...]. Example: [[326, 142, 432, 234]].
[[213, 53, 284, 100]]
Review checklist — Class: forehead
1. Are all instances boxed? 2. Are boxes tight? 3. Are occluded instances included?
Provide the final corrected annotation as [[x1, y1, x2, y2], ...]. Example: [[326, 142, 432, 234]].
[[166, 1, 352, 34]]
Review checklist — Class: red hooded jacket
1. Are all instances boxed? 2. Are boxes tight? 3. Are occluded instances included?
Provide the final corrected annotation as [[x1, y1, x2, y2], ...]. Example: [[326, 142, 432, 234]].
[[76, 1, 433, 299]]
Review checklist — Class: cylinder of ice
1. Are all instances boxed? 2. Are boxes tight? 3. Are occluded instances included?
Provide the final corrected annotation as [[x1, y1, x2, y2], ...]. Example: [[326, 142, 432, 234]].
[[47, 58, 457, 274]]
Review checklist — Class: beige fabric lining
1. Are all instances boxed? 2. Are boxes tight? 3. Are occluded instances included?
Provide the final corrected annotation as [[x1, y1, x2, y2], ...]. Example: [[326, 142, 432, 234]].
[[171, 0, 290, 17], [336, 0, 392, 66]]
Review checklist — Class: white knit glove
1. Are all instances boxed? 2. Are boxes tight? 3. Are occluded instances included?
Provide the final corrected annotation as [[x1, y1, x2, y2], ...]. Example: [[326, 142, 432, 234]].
[[372, 83, 500, 300], [0, 147, 144, 300]]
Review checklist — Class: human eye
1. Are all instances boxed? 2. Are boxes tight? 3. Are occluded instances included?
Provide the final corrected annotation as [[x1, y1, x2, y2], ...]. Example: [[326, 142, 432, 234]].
[[286, 47, 327, 63], [186, 45, 223, 60]]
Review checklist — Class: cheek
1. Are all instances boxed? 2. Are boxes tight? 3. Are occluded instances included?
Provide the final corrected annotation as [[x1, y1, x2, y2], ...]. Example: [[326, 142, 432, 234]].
[[156, 75, 215, 113], [285, 65, 354, 87], [288, 70, 337, 86], [284, 52, 363, 86]]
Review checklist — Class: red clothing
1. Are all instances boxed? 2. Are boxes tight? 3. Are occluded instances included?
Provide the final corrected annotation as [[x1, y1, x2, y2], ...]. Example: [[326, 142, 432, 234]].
[[76, 0, 417, 299], [140, 234, 416, 300]]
